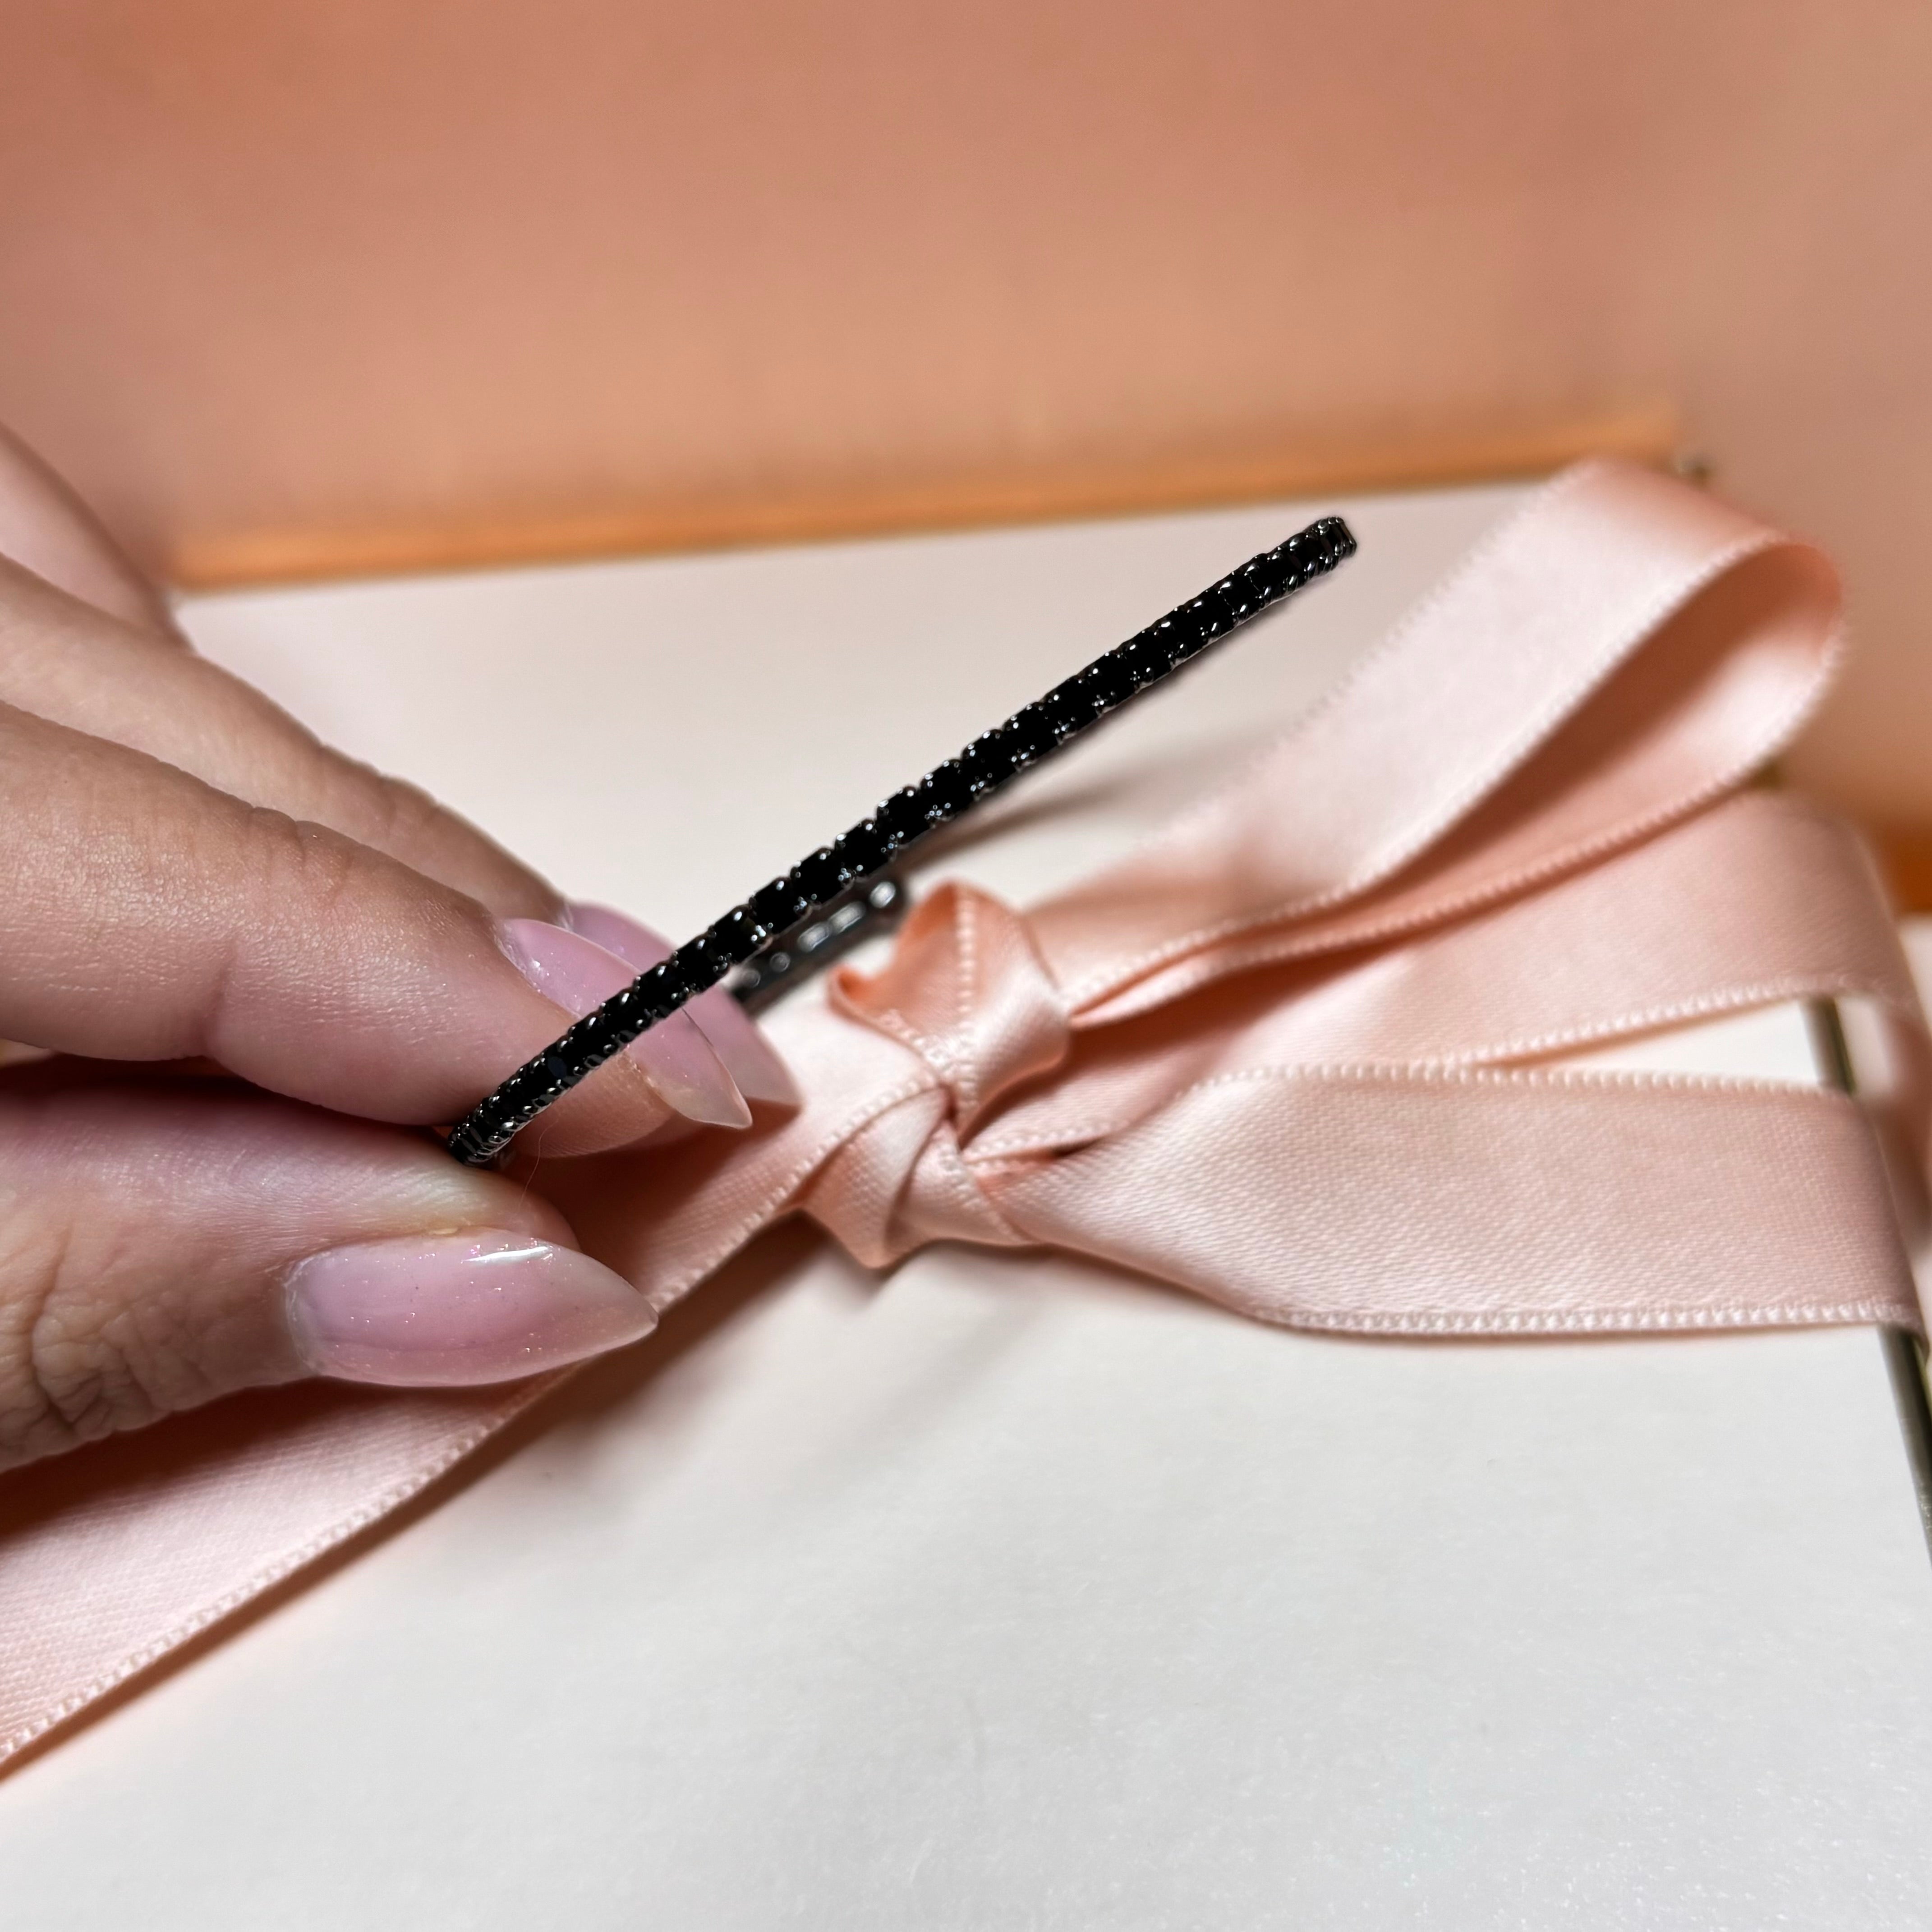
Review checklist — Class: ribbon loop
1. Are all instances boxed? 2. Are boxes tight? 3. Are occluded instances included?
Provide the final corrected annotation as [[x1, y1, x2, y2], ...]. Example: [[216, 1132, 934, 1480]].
[[1035, 461, 1845, 1022]]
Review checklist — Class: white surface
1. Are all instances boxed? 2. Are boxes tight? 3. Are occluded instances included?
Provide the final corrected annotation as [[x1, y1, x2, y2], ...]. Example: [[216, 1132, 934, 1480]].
[[2, 488, 1928, 1928]]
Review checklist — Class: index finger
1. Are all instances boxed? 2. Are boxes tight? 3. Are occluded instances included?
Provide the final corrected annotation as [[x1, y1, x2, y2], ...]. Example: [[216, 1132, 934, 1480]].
[[0, 699, 694, 1156], [0, 554, 561, 920]]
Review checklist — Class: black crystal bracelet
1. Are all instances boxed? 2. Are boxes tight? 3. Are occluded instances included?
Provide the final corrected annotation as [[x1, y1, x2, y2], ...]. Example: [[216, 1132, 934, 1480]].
[[446, 515, 1357, 1165]]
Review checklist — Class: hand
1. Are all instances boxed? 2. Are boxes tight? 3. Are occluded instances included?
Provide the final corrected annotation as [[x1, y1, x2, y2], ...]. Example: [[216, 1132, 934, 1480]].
[[0, 429, 792, 1470]]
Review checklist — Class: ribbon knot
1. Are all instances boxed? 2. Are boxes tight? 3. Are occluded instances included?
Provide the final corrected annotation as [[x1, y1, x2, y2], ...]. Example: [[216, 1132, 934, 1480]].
[[800, 883, 1070, 1265]]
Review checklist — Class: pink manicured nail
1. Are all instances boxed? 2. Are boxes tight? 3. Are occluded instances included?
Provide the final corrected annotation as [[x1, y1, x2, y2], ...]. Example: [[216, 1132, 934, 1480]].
[[567, 902, 800, 1108], [499, 918, 751, 1128], [285, 1230, 655, 1385]]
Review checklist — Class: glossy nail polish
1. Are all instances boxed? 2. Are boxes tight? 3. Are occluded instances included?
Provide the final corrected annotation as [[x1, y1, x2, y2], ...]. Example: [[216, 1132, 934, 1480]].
[[286, 1230, 655, 1385], [567, 902, 800, 1108], [499, 918, 752, 1128]]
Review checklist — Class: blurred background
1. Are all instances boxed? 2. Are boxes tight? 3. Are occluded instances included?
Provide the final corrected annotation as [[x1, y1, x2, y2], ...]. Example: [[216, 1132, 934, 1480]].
[[1, 0, 1927, 842]]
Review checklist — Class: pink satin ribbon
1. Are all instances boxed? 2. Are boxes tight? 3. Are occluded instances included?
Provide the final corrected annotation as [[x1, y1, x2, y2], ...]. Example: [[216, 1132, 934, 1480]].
[[2, 459, 1924, 1768]]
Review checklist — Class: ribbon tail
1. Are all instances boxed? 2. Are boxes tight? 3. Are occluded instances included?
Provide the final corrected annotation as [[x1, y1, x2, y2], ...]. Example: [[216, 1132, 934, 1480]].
[[0, 1378, 554, 1768], [987, 1066, 1922, 1337]]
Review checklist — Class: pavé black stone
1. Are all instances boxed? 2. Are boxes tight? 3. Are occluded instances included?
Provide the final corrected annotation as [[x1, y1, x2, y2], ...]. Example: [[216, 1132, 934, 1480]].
[[446, 515, 1356, 1164], [792, 846, 845, 905]]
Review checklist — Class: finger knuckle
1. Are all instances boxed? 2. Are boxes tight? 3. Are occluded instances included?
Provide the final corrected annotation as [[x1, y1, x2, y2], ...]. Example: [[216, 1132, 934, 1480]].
[[359, 762, 445, 859], [228, 804, 384, 986], [0, 1216, 189, 1469], [246, 804, 363, 920]]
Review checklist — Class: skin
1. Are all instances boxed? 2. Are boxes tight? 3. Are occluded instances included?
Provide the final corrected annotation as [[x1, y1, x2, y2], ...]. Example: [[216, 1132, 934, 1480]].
[[0, 427, 713, 1468]]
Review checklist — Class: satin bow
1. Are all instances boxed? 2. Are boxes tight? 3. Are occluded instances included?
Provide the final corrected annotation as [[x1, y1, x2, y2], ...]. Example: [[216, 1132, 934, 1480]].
[[2, 459, 1923, 1769], [579, 460, 1925, 1338]]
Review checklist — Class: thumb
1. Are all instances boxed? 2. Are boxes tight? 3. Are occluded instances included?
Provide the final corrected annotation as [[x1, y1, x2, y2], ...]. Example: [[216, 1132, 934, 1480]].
[[0, 1082, 655, 1471]]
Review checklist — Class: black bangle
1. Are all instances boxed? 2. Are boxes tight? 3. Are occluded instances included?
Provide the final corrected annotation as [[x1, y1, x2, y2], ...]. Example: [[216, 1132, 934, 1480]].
[[447, 515, 1356, 1166]]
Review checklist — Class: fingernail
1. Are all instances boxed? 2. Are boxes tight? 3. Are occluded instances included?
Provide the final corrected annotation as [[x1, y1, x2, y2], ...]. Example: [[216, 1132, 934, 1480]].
[[499, 918, 751, 1128], [567, 902, 800, 1108], [285, 1230, 655, 1386]]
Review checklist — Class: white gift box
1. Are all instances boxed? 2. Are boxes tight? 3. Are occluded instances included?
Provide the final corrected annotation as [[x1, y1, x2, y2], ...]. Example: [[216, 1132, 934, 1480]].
[[4, 483, 1929, 1927]]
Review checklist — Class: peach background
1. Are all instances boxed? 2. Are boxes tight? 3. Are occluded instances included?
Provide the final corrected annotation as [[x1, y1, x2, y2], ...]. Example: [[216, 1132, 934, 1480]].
[[0, 0, 1927, 818]]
